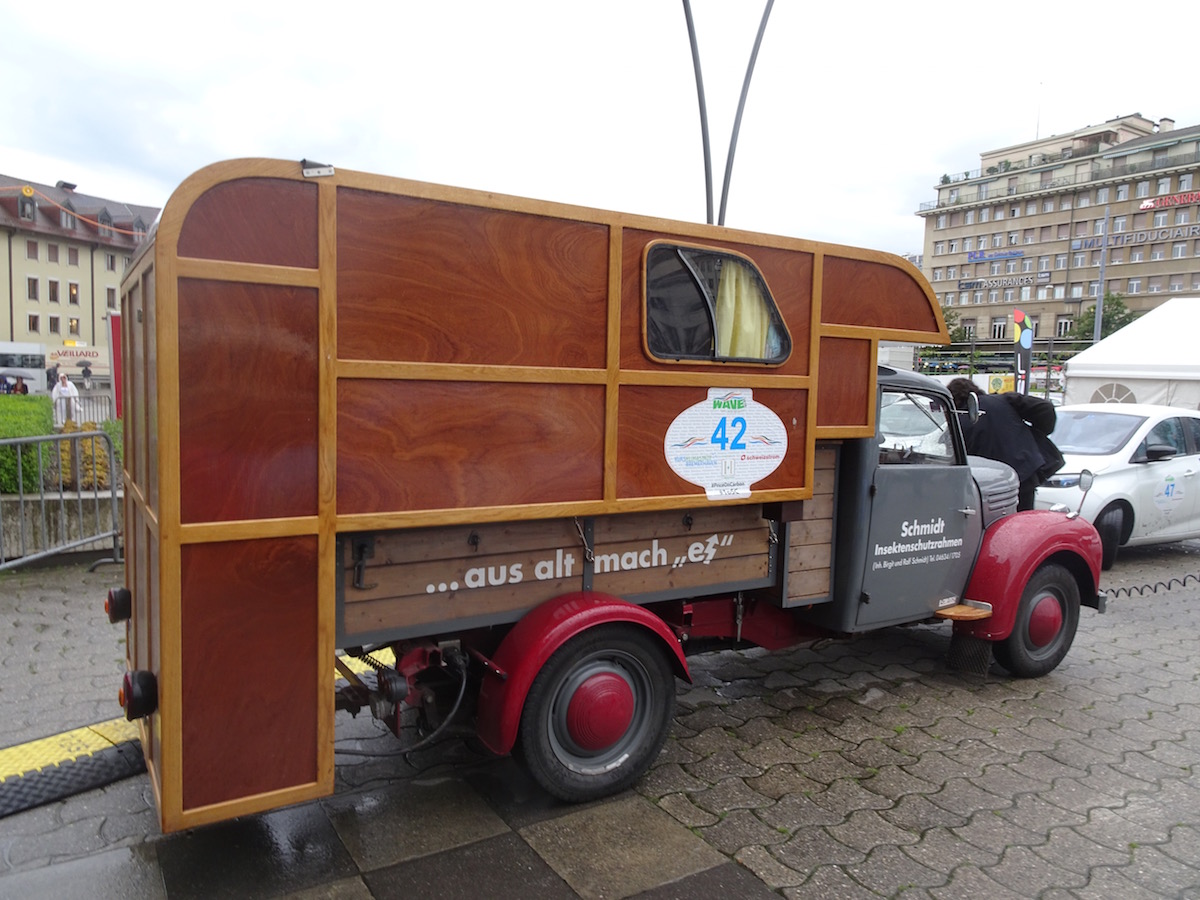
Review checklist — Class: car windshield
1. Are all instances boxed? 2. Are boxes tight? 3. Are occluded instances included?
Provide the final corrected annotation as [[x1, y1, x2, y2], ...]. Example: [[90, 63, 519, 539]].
[[1050, 410, 1147, 455]]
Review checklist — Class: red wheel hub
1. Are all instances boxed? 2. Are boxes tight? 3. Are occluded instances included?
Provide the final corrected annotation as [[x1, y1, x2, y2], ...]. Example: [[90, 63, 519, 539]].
[[1027, 595, 1063, 647], [565, 672, 635, 751]]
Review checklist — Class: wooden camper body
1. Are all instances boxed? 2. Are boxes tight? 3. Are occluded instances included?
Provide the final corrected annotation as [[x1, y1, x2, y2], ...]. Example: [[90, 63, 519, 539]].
[[119, 158, 947, 831]]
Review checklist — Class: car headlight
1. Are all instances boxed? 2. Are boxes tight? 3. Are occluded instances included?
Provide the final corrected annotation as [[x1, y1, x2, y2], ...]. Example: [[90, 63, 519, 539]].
[[1044, 473, 1082, 489]]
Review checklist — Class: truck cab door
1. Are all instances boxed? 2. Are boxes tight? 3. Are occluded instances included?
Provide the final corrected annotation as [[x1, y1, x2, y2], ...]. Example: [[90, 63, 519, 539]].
[[855, 389, 983, 629]]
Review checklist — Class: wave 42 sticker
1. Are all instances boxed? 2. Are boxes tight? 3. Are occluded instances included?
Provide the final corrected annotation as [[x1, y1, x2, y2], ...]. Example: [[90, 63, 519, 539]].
[[664, 388, 788, 500]]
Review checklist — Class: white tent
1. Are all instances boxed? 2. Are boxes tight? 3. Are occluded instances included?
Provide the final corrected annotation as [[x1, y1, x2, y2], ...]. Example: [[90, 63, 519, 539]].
[[1064, 296, 1200, 408]]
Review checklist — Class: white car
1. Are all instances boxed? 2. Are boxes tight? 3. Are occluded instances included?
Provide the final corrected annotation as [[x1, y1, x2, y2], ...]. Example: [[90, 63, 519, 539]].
[[1035, 403, 1200, 569]]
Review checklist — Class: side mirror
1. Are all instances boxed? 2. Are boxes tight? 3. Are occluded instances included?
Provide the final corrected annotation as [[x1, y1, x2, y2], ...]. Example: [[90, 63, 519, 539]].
[[1068, 469, 1095, 520], [966, 392, 980, 423], [1144, 444, 1178, 462]]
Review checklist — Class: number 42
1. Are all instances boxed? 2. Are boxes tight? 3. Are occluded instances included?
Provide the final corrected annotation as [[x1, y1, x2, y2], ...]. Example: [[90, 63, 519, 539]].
[[711, 416, 747, 451]]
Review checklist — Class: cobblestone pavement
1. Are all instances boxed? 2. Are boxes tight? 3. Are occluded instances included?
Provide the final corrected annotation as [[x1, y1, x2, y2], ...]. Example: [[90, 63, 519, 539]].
[[1, 544, 1200, 898]]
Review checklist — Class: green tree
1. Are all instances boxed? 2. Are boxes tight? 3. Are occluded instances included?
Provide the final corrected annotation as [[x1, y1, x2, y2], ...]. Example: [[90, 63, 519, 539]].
[[940, 306, 969, 343], [1066, 293, 1137, 341]]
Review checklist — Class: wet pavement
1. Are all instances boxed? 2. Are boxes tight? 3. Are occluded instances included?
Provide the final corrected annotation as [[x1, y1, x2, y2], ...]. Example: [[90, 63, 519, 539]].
[[2, 543, 1200, 898]]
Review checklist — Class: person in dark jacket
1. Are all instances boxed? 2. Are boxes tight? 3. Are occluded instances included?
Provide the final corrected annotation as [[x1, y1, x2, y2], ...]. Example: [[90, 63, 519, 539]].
[[947, 378, 1060, 511]]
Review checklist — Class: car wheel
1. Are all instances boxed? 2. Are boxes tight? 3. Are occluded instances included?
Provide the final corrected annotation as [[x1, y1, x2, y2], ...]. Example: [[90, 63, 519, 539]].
[[516, 624, 675, 802], [1096, 506, 1123, 571], [993, 562, 1081, 678]]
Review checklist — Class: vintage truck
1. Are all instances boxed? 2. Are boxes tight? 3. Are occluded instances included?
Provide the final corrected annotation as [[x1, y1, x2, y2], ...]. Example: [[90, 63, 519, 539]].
[[105, 158, 1103, 833]]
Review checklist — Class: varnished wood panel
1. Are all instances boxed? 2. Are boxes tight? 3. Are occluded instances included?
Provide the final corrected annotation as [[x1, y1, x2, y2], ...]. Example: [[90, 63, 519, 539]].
[[177, 279, 319, 523], [821, 256, 940, 332], [786, 444, 836, 603], [615, 385, 807, 499], [816, 337, 872, 428], [619, 229, 813, 376], [337, 190, 609, 367], [180, 537, 319, 810], [337, 380, 605, 515], [177, 178, 318, 269]]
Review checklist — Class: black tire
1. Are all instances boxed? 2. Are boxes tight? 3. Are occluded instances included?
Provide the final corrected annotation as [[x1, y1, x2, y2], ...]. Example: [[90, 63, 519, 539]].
[[993, 562, 1081, 678], [516, 624, 676, 802], [1096, 506, 1123, 571]]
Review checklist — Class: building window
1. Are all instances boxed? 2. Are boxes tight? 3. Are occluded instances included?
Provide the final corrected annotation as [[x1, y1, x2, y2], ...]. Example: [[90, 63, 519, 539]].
[[963, 236, 974, 251], [1149, 277, 1163, 293], [934, 242, 946, 255], [19, 196, 36, 219], [974, 291, 984, 304], [28, 314, 39, 333], [991, 319, 1006, 339], [68, 247, 79, 266], [1055, 254, 1067, 269], [27, 277, 39, 301], [990, 262, 1002, 276], [992, 234, 1003, 248], [107, 287, 118, 309], [26, 240, 38, 261], [1110, 248, 1124, 265], [1173, 243, 1187, 259], [1003, 288, 1015, 302], [1053, 285, 1065, 300], [980, 208, 990, 223], [1022, 258, 1033, 273], [1153, 211, 1168, 227], [1113, 216, 1127, 233], [68, 317, 80, 336], [1060, 196, 1072, 210], [1150, 244, 1165, 261], [1088, 282, 1099, 298], [1180, 174, 1194, 191], [1020, 285, 1032, 302], [1091, 251, 1103, 267], [1041, 199, 1053, 213], [1056, 317, 1073, 337], [61, 209, 76, 229], [1038, 256, 1050, 271], [49, 315, 60, 335], [988, 290, 999, 304], [1023, 229, 1035, 244], [105, 253, 117, 272], [949, 239, 959, 253], [947, 265, 957, 278], [1094, 220, 1106, 236], [1010, 205, 1020, 217], [48, 243, 59, 263], [1136, 181, 1150, 198], [933, 269, 943, 281], [936, 214, 947, 229], [1008, 232, 1019, 245], [1157, 177, 1171, 195], [1005, 260, 1017, 274], [1070, 283, 1083, 299], [1077, 193, 1090, 208], [69, 282, 79, 304], [1130, 248, 1144, 262], [48, 280, 59, 303], [1170, 276, 1184, 292], [965, 209, 975, 225], [1057, 223, 1070, 239], [962, 321, 976, 338], [1073, 253, 1086, 267], [944, 292, 956, 305], [1097, 187, 1109, 203], [1128, 277, 1141, 293]]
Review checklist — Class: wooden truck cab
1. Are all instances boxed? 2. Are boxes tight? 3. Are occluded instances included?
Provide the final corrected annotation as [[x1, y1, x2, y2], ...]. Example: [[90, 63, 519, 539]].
[[115, 158, 961, 832]]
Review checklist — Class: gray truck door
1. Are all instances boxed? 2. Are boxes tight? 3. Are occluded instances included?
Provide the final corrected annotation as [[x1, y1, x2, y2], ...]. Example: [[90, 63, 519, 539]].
[[856, 389, 983, 628]]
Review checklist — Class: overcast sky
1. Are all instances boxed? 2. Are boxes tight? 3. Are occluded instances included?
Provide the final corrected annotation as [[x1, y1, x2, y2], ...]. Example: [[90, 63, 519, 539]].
[[4, 0, 1198, 256]]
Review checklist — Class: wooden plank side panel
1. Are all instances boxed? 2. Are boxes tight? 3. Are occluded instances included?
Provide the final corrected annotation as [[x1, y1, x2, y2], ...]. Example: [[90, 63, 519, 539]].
[[615, 385, 807, 500], [336, 189, 609, 368], [176, 178, 318, 269], [180, 537, 320, 811], [816, 336, 873, 429], [177, 280, 319, 523], [618, 229, 815, 377], [820, 255, 942, 334], [786, 444, 836, 603], [337, 380, 604, 516]]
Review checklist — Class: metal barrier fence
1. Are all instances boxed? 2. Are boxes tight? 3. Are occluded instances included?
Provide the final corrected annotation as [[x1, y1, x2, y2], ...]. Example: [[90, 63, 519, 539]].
[[51, 391, 114, 428], [0, 431, 122, 571]]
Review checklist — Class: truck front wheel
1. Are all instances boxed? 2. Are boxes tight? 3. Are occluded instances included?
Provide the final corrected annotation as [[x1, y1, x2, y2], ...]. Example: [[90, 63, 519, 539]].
[[516, 624, 675, 802], [993, 562, 1080, 678]]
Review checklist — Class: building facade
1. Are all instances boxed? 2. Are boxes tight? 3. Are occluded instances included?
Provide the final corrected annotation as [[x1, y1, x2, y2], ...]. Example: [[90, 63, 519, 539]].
[[0, 174, 158, 384], [918, 113, 1200, 342]]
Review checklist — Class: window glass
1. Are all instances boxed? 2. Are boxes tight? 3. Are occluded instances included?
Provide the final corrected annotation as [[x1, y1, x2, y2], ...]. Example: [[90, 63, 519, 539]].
[[1139, 418, 1186, 456], [878, 391, 956, 465], [1183, 417, 1200, 454], [645, 244, 790, 364]]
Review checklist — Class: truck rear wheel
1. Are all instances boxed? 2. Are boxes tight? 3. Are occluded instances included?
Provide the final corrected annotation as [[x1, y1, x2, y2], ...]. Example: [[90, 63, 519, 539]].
[[993, 562, 1080, 678], [516, 624, 675, 802]]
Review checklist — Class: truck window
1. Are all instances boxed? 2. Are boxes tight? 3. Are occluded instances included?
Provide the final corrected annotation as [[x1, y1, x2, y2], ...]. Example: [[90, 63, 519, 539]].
[[878, 391, 956, 465], [644, 243, 790, 364]]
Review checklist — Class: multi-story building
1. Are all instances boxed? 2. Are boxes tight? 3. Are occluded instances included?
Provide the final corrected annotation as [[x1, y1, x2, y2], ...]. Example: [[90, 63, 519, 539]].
[[0, 174, 159, 383], [917, 113, 1200, 343]]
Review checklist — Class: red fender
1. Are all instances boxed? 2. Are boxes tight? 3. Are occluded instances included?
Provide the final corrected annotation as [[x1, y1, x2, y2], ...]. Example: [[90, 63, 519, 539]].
[[955, 511, 1103, 641], [474, 591, 690, 755]]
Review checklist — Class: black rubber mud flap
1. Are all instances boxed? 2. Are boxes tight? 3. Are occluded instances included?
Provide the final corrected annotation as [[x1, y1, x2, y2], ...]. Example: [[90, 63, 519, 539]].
[[947, 631, 994, 677]]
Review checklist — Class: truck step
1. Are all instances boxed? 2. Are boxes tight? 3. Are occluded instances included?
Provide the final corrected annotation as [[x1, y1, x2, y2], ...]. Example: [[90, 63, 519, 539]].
[[934, 602, 992, 621]]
